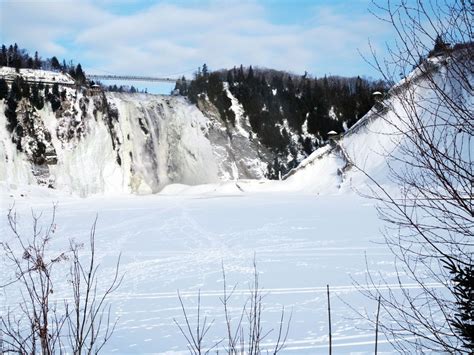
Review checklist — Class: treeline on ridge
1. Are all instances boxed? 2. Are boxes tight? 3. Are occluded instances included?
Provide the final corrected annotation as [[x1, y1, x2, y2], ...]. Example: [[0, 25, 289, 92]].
[[0, 43, 86, 84]]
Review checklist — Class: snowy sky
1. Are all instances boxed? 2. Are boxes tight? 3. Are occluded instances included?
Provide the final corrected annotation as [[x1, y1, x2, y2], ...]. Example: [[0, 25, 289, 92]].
[[0, 0, 395, 93]]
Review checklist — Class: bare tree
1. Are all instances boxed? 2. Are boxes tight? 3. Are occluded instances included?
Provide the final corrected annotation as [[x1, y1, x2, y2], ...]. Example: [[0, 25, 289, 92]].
[[174, 260, 291, 354], [65, 217, 122, 354], [0, 206, 122, 354], [174, 289, 217, 355], [352, 0, 473, 353]]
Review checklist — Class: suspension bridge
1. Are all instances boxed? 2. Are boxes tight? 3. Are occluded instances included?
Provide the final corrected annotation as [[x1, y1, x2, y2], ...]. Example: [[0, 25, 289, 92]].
[[86, 74, 189, 83], [0, 68, 192, 88]]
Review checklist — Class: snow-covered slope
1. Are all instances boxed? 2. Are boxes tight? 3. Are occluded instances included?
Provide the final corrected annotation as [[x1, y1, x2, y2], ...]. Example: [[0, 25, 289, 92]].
[[279, 103, 398, 194], [286, 59, 469, 194]]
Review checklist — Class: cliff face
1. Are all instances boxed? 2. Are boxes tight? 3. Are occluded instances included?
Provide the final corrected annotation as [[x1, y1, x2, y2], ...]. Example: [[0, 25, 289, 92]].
[[0, 79, 273, 196]]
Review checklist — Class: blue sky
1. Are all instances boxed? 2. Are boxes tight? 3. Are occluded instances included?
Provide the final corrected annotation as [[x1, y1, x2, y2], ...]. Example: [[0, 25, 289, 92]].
[[0, 0, 395, 93]]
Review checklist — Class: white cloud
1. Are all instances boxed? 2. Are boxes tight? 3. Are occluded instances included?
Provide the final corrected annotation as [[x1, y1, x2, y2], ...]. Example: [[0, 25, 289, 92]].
[[0, 0, 112, 57], [0, 0, 392, 78]]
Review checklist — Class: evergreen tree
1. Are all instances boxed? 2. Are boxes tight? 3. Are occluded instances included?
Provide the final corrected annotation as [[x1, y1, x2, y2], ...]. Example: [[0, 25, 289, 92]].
[[433, 34, 448, 53], [20, 79, 30, 98], [0, 78, 8, 99], [0, 45, 7, 66], [247, 65, 254, 82], [182, 76, 188, 94], [34, 51, 41, 69], [226, 70, 234, 85], [74, 63, 86, 84], [174, 76, 188, 95], [5, 96, 18, 133], [52, 83, 59, 97], [12, 43, 19, 65], [7, 44, 13, 66], [10, 78, 22, 101], [12, 43, 21, 72], [30, 83, 44, 110], [237, 65, 245, 83], [202, 63, 209, 77], [286, 76, 294, 93], [445, 262, 474, 350], [48, 82, 61, 111], [51, 56, 60, 70]]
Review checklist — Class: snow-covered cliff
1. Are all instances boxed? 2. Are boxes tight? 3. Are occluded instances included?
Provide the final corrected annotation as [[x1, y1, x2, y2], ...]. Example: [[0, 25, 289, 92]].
[[0, 73, 273, 196]]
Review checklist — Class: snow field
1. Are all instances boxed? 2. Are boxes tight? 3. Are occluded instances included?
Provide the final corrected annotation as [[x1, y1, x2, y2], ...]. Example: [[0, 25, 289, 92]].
[[1, 191, 418, 353]]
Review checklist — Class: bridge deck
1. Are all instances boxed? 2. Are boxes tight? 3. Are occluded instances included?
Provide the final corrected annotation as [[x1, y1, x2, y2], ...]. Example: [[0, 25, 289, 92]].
[[86, 74, 187, 83], [0, 72, 190, 86]]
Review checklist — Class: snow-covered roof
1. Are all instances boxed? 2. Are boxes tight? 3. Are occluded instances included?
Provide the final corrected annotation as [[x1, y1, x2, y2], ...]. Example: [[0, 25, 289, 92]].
[[327, 130, 338, 135], [372, 91, 383, 96]]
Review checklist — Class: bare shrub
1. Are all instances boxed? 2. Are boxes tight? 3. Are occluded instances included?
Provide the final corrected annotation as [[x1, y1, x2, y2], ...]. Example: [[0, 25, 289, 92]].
[[0, 205, 122, 354], [174, 261, 291, 354]]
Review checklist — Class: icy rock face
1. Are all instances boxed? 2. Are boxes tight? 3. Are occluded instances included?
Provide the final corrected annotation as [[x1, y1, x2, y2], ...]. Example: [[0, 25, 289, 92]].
[[196, 91, 272, 181], [106, 93, 221, 194], [0, 84, 271, 196], [1, 89, 125, 196]]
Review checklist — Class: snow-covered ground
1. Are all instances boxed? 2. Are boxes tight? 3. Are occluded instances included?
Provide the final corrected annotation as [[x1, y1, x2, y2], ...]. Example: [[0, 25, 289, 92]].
[[0, 66, 75, 85], [1, 187, 406, 353]]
